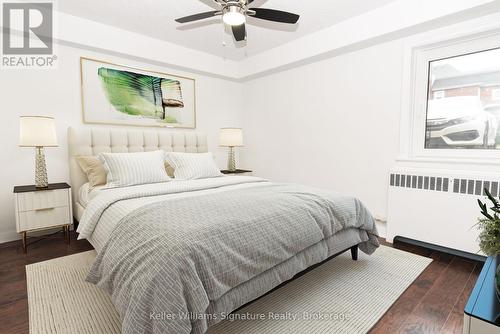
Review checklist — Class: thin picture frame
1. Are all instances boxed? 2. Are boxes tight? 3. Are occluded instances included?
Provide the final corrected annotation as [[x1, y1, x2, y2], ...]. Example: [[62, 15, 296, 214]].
[[80, 57, 197, 129]]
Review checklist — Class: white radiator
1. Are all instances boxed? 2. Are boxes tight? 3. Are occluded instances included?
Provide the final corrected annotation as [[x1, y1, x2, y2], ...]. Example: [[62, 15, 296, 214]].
[[386, 168, 500, 255]]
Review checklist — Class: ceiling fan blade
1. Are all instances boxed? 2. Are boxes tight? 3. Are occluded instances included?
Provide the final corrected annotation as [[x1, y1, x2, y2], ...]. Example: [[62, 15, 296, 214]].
[[175, 11, 219, 23], [232, 24, 246, 42], [249, 8, 300, 24]]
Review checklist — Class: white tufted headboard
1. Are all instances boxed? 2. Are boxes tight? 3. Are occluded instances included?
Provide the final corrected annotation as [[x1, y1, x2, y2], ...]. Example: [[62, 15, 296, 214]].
[[68, 127, 208, 221]]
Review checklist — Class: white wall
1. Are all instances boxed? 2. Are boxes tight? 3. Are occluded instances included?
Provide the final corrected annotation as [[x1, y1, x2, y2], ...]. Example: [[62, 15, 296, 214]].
[[240, 40, 405, 222], [240, 12, 500, 243], [2, 4, 499, 244], [0, 43, 242, 243]]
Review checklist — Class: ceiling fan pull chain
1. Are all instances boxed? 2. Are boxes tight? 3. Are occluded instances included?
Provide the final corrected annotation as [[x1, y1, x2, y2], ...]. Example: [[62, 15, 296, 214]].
[[222, 23, 227, 47]]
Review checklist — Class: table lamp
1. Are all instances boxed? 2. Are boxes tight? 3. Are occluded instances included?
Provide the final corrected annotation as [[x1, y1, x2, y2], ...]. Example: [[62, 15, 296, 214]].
[[219, 128, 243, 172], [19, 116, 58, 188]]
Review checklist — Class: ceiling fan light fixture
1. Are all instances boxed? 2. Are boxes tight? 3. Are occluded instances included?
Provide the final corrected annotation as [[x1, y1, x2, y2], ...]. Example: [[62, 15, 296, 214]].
[[222, 6, 246, 26], [174, 1, 300, 42]]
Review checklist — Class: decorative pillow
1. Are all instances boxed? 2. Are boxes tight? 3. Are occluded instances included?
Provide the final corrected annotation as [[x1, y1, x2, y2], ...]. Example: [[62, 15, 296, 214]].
[[165, 152, 222, 180], [76, 156, 107, 190], [98, 150, 171, 188]]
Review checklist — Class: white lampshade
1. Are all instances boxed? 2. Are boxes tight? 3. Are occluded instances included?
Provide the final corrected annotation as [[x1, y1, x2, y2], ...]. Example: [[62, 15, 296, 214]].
[[19, 116, 58, 147], [219, 128, 243, 147]]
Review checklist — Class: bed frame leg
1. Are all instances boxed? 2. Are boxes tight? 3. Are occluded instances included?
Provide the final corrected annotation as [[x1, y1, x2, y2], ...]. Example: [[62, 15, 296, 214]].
[[350, 245, 358, 261]]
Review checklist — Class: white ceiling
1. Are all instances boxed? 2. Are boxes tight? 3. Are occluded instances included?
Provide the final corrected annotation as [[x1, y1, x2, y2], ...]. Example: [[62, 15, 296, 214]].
[[57, 0, 398, 61]]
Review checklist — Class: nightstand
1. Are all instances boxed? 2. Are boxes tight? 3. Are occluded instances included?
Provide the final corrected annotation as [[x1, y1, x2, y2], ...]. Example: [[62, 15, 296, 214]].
[[221, 169, 253, 176], [13, 183, 73, 253]]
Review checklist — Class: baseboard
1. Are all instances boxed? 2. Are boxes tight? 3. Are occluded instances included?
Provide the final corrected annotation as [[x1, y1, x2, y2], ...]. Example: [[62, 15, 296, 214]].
[[0, 231, 20, 244], [375, 220, 386, 239], [394, 236, 486, 262]]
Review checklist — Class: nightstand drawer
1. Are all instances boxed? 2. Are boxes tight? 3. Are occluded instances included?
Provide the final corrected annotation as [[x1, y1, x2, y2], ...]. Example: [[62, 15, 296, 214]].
[[17, 189, 69, 212], [18, 206, 71, 231]]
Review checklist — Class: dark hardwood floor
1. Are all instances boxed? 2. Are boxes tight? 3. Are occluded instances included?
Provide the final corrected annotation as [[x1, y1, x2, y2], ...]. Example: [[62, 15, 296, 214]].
[[0, 231, 93, 334], [369, 240, 483, 334], [0, 234, 482, 334]]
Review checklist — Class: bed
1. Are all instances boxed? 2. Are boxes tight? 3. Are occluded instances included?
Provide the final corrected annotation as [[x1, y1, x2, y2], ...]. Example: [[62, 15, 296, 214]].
[[68, 127, 379, 334]]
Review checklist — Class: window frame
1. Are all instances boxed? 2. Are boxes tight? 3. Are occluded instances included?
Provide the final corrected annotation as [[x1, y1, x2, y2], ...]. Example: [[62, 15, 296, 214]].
[[401, 30, 500, 164]]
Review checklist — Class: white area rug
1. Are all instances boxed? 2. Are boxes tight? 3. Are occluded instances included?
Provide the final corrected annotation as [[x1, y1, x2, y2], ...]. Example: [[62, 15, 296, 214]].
[[26, 245, 431, 334]]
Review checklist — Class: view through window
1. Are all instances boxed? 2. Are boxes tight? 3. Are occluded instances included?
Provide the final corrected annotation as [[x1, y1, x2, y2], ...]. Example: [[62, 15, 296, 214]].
[[426, 48, 500, 149]]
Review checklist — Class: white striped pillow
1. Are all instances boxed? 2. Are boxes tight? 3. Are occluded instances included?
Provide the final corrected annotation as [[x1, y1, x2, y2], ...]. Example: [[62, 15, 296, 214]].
[[99, 150, 171, 188], [165, 152, 223, 180]]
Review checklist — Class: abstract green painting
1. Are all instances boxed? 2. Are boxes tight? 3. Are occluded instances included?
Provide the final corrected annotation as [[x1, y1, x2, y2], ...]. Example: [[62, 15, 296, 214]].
[[81, 58, 196, 128]]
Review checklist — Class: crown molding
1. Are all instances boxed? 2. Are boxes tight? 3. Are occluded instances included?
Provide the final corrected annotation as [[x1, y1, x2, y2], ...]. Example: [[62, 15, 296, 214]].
[[238, 0, 499, 81], [53, 12, 241, 80], [3, 0, 498, 81]]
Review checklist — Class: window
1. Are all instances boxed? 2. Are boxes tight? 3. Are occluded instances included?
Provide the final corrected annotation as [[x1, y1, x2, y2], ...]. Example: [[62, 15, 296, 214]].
[[433, 91, 445, 99], [425, 48, 500, 150], [399, 24, 500, 163]]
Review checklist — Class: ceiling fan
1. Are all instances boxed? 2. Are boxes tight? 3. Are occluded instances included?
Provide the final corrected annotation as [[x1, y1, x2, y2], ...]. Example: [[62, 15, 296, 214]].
[[175, 0, 300, 42]]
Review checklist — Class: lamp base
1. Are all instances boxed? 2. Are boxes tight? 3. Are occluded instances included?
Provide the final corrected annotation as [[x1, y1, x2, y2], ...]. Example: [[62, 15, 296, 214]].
[[227, 146, 236, 172], [35, 147, 48, 188]]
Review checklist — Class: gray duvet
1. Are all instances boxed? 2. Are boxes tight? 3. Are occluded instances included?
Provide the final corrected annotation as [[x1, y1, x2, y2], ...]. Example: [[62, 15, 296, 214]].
[[86, 182, 379, 334]]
